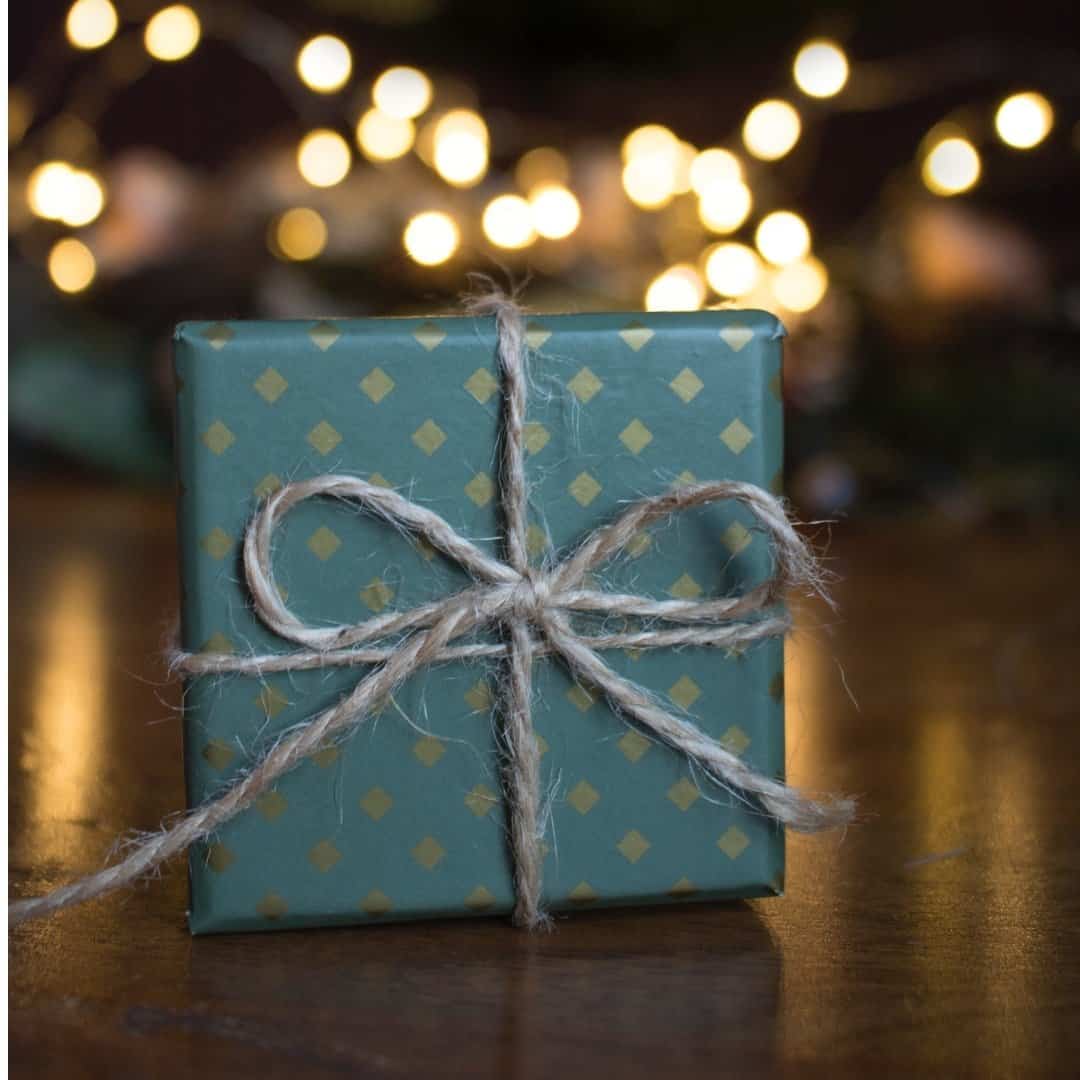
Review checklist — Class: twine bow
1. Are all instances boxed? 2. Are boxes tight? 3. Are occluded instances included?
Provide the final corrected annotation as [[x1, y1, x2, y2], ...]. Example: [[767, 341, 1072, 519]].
[[9, 293, 853, 929]]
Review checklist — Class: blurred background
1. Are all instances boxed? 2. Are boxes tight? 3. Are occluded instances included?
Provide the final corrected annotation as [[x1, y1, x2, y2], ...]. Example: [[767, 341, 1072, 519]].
[[8, 0, 1080, 519]]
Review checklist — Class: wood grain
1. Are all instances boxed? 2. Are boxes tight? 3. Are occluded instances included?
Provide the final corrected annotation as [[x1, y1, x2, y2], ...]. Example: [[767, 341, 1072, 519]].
[[9, 482, 1080, 1077]]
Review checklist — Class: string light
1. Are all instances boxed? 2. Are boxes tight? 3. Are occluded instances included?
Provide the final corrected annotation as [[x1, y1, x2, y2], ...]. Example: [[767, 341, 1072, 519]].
[[372, 67, 432, 120], [645, 264, 705, 311], [793, 40, 849, 98], [755, 211, 811, 266], [432, 109, 489, 187], [704, 242, 761, 297], [356, 108, 414, 161], [48, 237, 96, 293], [515, 147, 570, 192], [697, 180, 752, 234], [743, 100, 801, 161], [272, 207, 327, 261], [296, 35, 352, 94], [621, 124, 678, 163], [144, 5, 201, 62], [403, 210, 459, 265], [772, 256, 828, 313], [296, 129, 351, 188], [65, 0, 118, 50], [621, 124, 682, 209], [922, 136, 980, 196], [528, 184, 581, 239], [994, 92, 1054, 149], [482, 194, 536, 249], [60, 170, 106, 226], [27, 161, 75, 219], [689, 148, 742, 195]]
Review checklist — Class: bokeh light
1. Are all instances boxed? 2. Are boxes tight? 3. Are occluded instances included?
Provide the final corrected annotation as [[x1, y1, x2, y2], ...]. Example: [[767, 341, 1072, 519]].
[[528, 184, 581, 240], [296, 129, 351, 188], [621, 124, 682, 209], [697, 180, 752, 234], [645, 264, 706, 311], [516, 147, 570, 193], [144, 5, 201, 62], [60, 170, 106, 227], [27, 162, 76, 220], [793, 40, 849, 98], [704, 242, 761, 297], [994, 92, 1054, 149], [403, 210, 459, 265], [922, 136, 981, 195], [743, 100, 801, 161], [65, 0, 118, 50], [689, 148, 742, 196], [272, 208, 328, 261], [48, 237, 96, 293], [432, 109, 489, 187], [356, 108, 414, 161], [771, 256, 829, 312], [482, 194, 536, 249], [372, 67, 432, 120], [755, 210, 811, 266], [296, 35, 352, 94]]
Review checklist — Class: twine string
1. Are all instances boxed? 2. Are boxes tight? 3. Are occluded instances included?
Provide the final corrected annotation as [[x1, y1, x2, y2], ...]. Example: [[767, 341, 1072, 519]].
[[9, 293, 854, 929]]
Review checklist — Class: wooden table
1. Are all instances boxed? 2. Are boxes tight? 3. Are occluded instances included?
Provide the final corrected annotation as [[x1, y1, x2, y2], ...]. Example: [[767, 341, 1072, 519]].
[[10, 483, 1080, 1076]]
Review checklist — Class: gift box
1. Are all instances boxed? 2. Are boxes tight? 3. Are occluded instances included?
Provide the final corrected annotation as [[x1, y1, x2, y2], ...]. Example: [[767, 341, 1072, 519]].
[[174, 309, 787, 933]]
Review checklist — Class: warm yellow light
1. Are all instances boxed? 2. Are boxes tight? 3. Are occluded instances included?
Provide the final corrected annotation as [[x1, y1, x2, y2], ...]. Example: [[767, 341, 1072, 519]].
[[273, 207, 327, 261], [645, 264, 706, 311], [403, 210, 459, 266], [144, 5, 200, 62], [704, 242, 761, 298], [296, 35, 352, 94], [482, 194, 536, 250], [793, 39, 849, 99], [755, 210, 811, 266], [689, 148, 742, 195], [297, 129, 351, 188], [432, 109, 488, 187], [515, 146, 570, 193], [48, 237, 96, 293], [995, 92, 1054, 149], [622, 156, 677, 210], [621, 124, 679, 164], [743, 100, 801, 161], [28, 161, 75, 220], [528, 184, 581, 240], [697, 180, 752, 234], [66, 0, 118, 50], [922, 136, 980, 196], [356, 108, 414, 161], [60, 170, 106, 226], [372, 66, 432, 120], [772, 256, 828, 313]]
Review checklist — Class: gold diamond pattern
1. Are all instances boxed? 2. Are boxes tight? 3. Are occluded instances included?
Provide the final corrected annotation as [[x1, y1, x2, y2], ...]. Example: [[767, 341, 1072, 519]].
[[307, 525, 341, 561], [617, 730, 651, 763], [200, 527, 232, 560], [717, 825, 750, 860], [464, 885, 496, 911], [616, 829, 651, 864], [359, 786, 394, 821], [567, 780, 600, 815], [412, 418, 447, 456], [568, 881, 599, 905], [569, 471, 601, 506], [359, 577, 394, 613], [254, 472, 283, 499], [667, 778, 700, 811], [464, 680, 493, 712], [618, 321, 654, 351], [720, 325, 754, 352], [253, 367, 288, 404], [360, 889, 393, 916], [668, 877, 698, 898], [464, 472, 494, 506], [412, 835, 446, 870], [720, 725, 751, 755], [720, 418, 754, 455], [307, 420, 342, 455], [675, 470, 697, 486], [566, 684, 596, 712], [308, 839, 342, 872], [464, 784, 497, 818], [413, 321, 446, 351], [201, 322, 234, 349], [722, 521, 752, 555], [202, 420, 235, 455], [525, 322, 552, 350], [369, 472, 391, 488], [669, 573, 703, 600], [670, 367, 704, 403], [526, 523, 550, 559], [412, 735, 446, 767], [308, 320, 341, 351], [311, 745, 340, 767], [360, 366, 395, 403], [524, 422, 550, 455], [257, 685, 289, 718], [669, 675, 701, 710], [567, 366, 603, 403], [464, 367, 498, 403], [256, 892, 288, 919], [626, 531, 652, 558], [206, 843, 235, 872], [202, 740, 235, 770], [201, 632, 234, 654], [256, 790, 288, 821], [619, 418, 653, 455]]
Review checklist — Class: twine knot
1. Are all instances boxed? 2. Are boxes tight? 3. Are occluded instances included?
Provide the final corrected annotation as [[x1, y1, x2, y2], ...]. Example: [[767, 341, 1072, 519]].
[[9, 291, 854, 930]]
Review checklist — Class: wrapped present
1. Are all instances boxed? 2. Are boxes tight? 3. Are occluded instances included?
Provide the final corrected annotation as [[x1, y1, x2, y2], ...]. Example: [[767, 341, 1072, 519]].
[[173, 307, 795, 933]]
